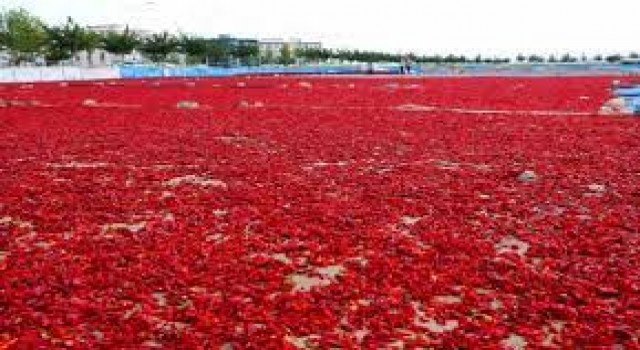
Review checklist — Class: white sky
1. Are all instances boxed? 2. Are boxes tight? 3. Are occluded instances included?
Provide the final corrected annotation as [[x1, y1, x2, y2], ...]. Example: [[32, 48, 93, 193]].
[[3, 0, 639, 57]]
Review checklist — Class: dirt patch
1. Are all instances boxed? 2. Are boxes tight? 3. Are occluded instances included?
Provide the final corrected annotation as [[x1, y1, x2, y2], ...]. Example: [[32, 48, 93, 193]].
[[164, 175, 228, 189], [1, 216, 34, 230], [299, 81, 313, 89], [101, 221, 147, 234], [432, 295, 463, 304], [304, 161, 349, 170], [48, 161, 109, 169], [82, 99, 99, 107], [284, 335, 319, 349], [413, 301, 459, 333], [400, 216, 422, 226], [517, 170, 537, 182], [152, 292, 168, 307], [585, 183, 607, 197], [599, 97, 632, 115], [238, 100, 265, 109], [502, 333, 527, 350], [270, 253, 292, 264], [495, 236, 530, 257], [288, 264, 346, 292], [396, 104, 436, 112], [176, 100, 200, 109]]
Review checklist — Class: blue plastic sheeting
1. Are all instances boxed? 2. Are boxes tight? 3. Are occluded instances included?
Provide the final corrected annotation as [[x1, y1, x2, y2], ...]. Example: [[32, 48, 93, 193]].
[[118, 63, 640, 79], [631, 99, 640, 113], [614, 85, 640, 114], [420, 63, 640, 76], [624, 97, 640, 114], [614, 87, 640, 97], [118, 64, 408, 78]]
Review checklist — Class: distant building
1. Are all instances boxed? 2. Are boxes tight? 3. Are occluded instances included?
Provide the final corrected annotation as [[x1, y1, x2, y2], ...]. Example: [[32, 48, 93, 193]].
[[0, 51, 11, 67], [86, 24, 153, 38], [73, 50, 145, 67], [1, 27, 322, 67], [215, 34, 258, 46], [258, 39, 322, 59], [206, 34, 259, 67]]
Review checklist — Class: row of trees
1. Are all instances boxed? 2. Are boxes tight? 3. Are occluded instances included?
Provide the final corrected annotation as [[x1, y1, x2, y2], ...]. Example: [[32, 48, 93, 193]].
[[0, 8, 259, 65], [515, 53, 638, 64], [293, 48, 512, 64], [2, 7, 638, 66], [295, 48, 638, 65], [1, 8, 139, 65]]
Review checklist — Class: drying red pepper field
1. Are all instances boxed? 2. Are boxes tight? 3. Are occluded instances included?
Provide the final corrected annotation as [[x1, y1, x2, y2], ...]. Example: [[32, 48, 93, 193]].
[[1, 76, 639, 349]]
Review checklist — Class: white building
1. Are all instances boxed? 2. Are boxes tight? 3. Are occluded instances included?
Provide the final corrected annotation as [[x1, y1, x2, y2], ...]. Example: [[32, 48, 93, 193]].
[[71, 24, 152, 67], [258, 39, 322, 59], [0, 51, 11, 67], [86, 24, 153, 38]]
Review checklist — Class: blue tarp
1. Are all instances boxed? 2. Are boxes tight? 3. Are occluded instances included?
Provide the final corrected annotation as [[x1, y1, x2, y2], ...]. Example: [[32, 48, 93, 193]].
[[119, 63, 640, 79], [614, 87, 640, 97], [117, 64, 404, 78], [419, 63, 640, 76], [614, 86, 640, 113]]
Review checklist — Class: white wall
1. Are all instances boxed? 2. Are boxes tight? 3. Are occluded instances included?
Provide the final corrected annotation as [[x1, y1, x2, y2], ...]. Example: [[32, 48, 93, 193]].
[[0, 66, 120, 83], [73, 49, 146, 67]]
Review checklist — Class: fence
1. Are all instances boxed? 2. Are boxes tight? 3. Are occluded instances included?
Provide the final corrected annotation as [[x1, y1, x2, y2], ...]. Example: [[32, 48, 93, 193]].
[[116, 64, 394, 78], [0, 66, 119, 83], [2, 63, 640, 83], [0, 64, 382, 82], [421, 63, 640, 76]]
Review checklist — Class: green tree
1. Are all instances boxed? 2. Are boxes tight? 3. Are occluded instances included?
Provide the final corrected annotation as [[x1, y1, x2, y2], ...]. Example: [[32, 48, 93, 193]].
[[335, 49, 353, 63], [262, 49, 275, 64], [235, 43, 259, 66], [516, 53, 526, 63], [605, 54, 622, 63], [295, 48, 308, 62], [0, 8, 48, 65], [44, 24, 73, 64], [320, 48, 333, 61], [79, 29, 102, 66], [206, 40, 230, 66], [179, 35, 208, 64], [102, 26, 139, 61], [0, 16, 5, 50], [296, 48, 324, 63], [279, 43, 293, 65], [139, 31, 178, 63], [43, 17, 87, 65], [527, 55, 544, 63], [560, 53, 577, 63]]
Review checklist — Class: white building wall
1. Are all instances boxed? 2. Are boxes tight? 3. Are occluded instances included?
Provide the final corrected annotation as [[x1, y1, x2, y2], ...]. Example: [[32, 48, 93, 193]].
[[72, 49, 146, 67]]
